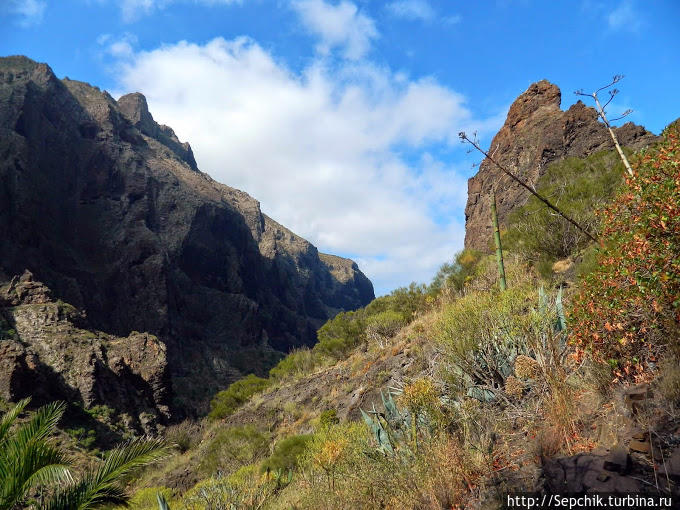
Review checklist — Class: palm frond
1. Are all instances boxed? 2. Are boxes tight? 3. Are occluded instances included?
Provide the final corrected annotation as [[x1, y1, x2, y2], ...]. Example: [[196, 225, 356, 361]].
[[45, 438, 170, 510], [11, 401, 66, 451], [92, 438, 169, 488], [0, 398, 30, 447], [24, 443, 73, 486], [0, 400, 71, 510], [45, 480, 128, 510]]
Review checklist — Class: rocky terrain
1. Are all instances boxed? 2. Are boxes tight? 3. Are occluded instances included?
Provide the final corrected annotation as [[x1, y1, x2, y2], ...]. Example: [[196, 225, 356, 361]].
[[0, 56, 374, 415], [0, 270, 170, 434], [464, 80, 658, 251]]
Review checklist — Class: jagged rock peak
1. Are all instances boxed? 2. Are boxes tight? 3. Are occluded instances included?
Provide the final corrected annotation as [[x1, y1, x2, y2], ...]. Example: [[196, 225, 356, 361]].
[[116, 91, 199, 171], [505, 80, 561, 128], [463, 80, 659, 252], [118, 92, 157, 136]]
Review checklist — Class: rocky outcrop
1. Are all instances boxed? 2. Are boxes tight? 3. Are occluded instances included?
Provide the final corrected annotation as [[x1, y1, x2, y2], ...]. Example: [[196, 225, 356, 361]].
[[0, 271, 170, 434], [0, 56, 374, 414], [464, 80, 659, 251]]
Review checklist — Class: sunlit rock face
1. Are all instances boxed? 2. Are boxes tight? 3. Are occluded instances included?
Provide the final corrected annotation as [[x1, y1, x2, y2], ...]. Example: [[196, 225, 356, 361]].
[[464, 80, 658, 252]]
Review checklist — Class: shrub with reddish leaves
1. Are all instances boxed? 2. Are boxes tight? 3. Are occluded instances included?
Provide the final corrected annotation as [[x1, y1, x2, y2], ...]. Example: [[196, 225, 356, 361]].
[[569, 121, 680, 380]]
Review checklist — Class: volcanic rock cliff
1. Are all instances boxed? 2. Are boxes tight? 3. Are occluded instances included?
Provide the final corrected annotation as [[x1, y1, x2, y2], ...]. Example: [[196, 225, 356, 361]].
[[464, 80, 658, 251], [0, 56, 374, 415]]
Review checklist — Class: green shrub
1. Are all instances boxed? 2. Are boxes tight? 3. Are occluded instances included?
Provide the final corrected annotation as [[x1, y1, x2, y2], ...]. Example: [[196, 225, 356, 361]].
[[429, 249, 483, 293], [318, 409, 339, 428], [383, 282, 429, 320], [505, 149, 628, 263], [299, 422, 369, 497], [164, 420, 201, 453], [182, 470, 275, 510], [314, 311, 365, 359], [436, 286, 562, 399], [364, 310, 405, 344], [570, 122, 680, 379], [269, 347, 319, 381], [127, 487, 175, 510], [85, 404, 115, 422], [208, 374, 270, 420], [66, 427, 97, 450], [261, 434, 313, 473], [199, 425, 270, 476]]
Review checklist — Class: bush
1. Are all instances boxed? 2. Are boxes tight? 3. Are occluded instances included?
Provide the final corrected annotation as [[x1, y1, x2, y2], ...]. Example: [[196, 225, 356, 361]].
[[429, 249, 483, 293], [182, 469, 275, 510], [164, 420, 201, 453], [301, 422, 368, 493], [384, 282, 429, 320], [314, 310, 365, 359], [505, 149, 628, 263], [569, 122, 680, 379], [208, 374, 270, 420], [436, 286, 565, 399], [128, 487, 176, 510], [199, 425, 270, 476], [318, 409, 339, 428], [363, 310, 405, 345], [269, 347, 319, 381], [261, 434, 313, 473], [65, 427, 97, 450]]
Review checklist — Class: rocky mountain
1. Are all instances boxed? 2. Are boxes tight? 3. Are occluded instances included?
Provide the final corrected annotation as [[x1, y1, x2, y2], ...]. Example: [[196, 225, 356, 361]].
[[0, 270, 170, 435], [464, 80, 659, 252], [0, 56, 374, 416]]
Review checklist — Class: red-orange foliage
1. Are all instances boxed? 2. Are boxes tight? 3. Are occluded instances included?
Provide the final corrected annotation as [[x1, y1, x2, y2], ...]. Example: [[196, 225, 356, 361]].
[[569, 121, 680, 380]]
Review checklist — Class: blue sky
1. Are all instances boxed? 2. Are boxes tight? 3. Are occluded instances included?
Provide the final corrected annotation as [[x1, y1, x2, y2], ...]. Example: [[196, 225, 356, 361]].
[[2, 0, 679, 295]]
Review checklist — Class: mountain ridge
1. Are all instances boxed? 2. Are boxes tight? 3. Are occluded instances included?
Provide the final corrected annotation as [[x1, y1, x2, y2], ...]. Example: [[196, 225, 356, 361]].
[[0, 55, 374, 416], [464, 79, 659, 251]]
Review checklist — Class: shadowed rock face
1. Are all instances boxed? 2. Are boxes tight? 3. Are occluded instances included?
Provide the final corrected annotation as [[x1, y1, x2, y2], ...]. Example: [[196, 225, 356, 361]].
[[0, 270, 171, 434], [0, 56, 374, 414], [464, 80, 659, 252]]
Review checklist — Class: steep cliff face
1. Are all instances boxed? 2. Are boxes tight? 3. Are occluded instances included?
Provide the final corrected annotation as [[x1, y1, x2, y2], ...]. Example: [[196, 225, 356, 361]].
[[0, 56, 374, 413], [464, 80, 659, 252]]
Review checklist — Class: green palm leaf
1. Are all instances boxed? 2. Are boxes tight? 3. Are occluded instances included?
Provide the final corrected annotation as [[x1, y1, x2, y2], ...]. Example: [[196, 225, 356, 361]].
[[0, 399, 72, 510], [46, 437, 170, 510], [0, 398, 30, 447]]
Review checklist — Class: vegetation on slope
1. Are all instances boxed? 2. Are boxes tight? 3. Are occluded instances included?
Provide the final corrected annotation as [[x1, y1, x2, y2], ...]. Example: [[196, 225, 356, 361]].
[[570, 121, 680, 379], [504, 148, 631, 275], [4, 122, 679, 508]]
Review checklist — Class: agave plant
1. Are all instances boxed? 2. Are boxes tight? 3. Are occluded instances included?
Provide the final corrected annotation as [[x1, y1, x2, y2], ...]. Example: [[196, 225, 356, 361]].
[[157, 492, 171, 510], [0, 398, 72, 510], [361, 390, 414, 456]]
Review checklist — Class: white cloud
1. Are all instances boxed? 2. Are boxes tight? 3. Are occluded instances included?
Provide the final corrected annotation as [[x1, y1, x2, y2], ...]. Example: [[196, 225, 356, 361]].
[[97, 32, 138, 59], [387, 0, 435, 22], [121, 0, 155, 21], [291, 0, 378, 60], [2, 0, 47, 26], [117, 0, 242, 22], [112, 37, 504, 294], [607, 1, 642, 32]]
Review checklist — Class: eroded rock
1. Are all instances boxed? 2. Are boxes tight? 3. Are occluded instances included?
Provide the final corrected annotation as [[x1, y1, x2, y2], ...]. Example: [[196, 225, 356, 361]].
[[464, 80, 658, 251]]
